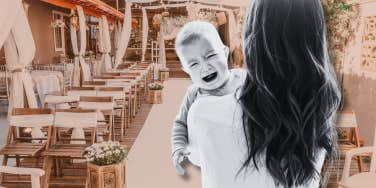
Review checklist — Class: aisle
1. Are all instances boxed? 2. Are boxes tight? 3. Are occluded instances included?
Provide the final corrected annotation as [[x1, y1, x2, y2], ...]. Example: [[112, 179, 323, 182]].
[[126, 78, 201, 188]]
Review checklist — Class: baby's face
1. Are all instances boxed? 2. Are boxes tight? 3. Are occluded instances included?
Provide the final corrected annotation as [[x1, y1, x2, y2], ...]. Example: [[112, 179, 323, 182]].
[[178, 38, 230, 90]]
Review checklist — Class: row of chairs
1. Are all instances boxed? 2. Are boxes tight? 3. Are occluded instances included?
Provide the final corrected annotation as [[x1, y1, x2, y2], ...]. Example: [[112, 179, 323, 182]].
[[0, 108, 98, 188], [0, 62, 154, 187]]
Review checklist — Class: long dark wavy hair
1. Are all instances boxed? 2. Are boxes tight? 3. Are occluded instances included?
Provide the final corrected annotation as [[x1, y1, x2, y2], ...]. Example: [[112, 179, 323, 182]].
[[239, 0, 341, 187]]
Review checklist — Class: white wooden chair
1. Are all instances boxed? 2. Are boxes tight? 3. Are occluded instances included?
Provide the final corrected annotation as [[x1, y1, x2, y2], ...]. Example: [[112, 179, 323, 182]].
[[78, 96, 114, 141], [0, 166, 44, 188], [96, 87, 128, 137], [66, 87, 96, 97], [43, 109, 97, 188], [339, 127, 376, 188], [337, 111, 363, 172]]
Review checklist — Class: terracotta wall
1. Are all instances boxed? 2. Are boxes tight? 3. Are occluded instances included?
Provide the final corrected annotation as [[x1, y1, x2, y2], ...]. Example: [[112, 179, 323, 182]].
[[342, 0, 376, 145], [25, 0, 70, 64]]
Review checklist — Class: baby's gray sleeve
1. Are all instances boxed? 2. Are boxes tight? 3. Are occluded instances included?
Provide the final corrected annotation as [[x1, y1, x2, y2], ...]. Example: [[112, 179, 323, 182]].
[[171, 86, 198, 156]]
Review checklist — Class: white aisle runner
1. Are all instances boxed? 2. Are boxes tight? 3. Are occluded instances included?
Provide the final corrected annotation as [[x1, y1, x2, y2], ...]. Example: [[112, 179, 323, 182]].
[[126, 78, 202, 188]]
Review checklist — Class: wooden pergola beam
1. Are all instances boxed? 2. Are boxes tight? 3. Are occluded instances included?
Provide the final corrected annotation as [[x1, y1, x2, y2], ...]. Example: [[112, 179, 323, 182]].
[[41, 0, 124, 21]]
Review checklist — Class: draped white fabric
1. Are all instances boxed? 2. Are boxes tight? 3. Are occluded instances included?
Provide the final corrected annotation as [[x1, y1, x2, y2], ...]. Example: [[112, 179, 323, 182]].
[[101, 16, 112, 72], [114, 1, 132, 69], [55, 111, 97, 144], [160, 16, 189, 40], [77, 6, 91, 82], [72, 6, 91, 86], [141, 8, 149, 62], [96, 18, 104, 76], [114, 22, 121, 52], [186, 3, 200, 20], [227, 10, 241, 52], [3, 0, 38, 116], [158, 28, 167, 68], [0, 0, 19, 47], [70, 10, 81, 86]]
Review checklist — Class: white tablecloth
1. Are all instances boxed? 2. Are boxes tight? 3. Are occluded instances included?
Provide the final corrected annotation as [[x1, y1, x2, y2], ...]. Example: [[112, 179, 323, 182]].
[[31, 71, 63, 106]]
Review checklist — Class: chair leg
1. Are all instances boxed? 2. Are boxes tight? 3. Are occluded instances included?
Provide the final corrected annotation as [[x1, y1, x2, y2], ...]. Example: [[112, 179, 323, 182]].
[[55, 159, 63, 177], [42, 156, 52, 188], [357, 156, 363, 172], [15, 155, 20, 167], [0, 155, 9, 183]]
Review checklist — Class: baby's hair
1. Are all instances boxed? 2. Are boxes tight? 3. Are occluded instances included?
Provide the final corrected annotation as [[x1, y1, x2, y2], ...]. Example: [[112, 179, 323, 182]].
[[175, 21, 224, 57]]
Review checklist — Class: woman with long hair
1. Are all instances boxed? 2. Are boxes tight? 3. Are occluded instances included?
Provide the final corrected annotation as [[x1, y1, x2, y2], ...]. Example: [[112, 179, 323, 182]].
[[239, 0, 341, 187], [174, 0, 341, 187]]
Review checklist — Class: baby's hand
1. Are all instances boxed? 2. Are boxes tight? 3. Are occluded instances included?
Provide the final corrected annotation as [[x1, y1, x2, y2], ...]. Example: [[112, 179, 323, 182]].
[[172, 148, 191, 175]]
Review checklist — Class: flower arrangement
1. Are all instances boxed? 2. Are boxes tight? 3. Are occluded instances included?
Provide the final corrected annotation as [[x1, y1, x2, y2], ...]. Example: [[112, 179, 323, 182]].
[[322, 0, 360, 65], [84, 141, 127, 166], [336, 127, 348, 139], [159, 67, 169, 72], [148, 82, 164, 90], [51, 19, 66, 28]]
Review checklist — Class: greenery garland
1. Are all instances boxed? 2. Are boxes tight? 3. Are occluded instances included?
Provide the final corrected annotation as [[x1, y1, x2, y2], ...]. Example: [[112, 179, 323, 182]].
[[322, 0, 360, 66]]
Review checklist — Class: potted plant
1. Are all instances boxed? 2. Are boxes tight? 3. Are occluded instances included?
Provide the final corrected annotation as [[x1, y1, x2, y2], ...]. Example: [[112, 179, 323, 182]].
[[85, 141, 128, 188], [126, 52, 140, 61], [148, 82, 164, 104], [159, 67, 170, 82]]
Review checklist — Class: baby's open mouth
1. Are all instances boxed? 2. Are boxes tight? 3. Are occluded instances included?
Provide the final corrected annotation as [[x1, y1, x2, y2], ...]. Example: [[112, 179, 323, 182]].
[[202, 72, 218, 82]]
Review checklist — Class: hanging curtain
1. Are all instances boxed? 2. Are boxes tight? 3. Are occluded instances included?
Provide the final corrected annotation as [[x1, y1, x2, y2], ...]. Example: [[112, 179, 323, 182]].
[[102, 15, 112, 71], [114, 21, 121, 52], [2, 0, 38, 119], [141, 7, 149, 62], [70, 9, 80, 86], [0, 0, 19, 47], [186, 3, 200, 21], [158, 27, 166, 68], [227, 10, 241, 52], [95, 17, 104, 76], [77, 6, 91, 82], [114, 0, 132, 69], [160, 16, 189, 40]]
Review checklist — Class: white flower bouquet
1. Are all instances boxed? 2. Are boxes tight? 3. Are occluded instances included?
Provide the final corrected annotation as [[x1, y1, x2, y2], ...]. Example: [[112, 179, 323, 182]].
[[84, 141, 127, 166], [148, 82, 164, 90]]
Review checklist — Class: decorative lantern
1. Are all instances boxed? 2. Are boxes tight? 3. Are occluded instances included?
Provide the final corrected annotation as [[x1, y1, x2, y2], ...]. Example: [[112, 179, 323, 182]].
[[153, 14, 162, 30], [70, 14, 79, 30], [131, 18, 138, 29], [109, 22, 115, 31], [161, 10, 170, 17]]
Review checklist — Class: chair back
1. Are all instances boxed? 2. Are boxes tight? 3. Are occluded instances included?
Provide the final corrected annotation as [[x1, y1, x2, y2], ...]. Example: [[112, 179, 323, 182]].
[[82, 81, 106, 87], [10, 108, 53, 128], [54, 109, 97, 128], [78, 96, 114, 111], [96, 87, 125, 100], [336, 111, 358, 128], [102, 72, 121, 77], [9, 108, 53, 142], [67, 87, 96, 97], [52, 109, 97, 146]]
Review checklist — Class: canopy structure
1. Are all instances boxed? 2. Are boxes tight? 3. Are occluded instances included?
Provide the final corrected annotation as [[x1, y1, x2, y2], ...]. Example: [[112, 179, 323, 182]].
[[131, 0, 245, 69], [41, 0, 124, 21]]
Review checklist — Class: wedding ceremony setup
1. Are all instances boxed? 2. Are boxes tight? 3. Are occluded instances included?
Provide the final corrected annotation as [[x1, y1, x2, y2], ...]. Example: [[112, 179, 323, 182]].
[[0, 0, 375, 188]]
